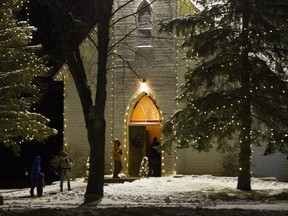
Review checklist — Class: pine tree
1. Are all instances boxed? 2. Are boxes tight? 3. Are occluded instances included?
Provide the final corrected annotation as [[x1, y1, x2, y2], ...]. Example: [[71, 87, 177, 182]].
[[161, 0, 288, 190], [0, 0, 57, 155]]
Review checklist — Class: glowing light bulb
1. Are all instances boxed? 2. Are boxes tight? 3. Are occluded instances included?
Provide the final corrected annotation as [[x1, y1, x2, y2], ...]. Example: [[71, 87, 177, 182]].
[[140, 79, 149, 93]]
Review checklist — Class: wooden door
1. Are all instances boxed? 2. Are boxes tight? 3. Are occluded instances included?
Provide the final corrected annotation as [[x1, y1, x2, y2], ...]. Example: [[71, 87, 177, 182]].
[[129, 126, 146, 177]]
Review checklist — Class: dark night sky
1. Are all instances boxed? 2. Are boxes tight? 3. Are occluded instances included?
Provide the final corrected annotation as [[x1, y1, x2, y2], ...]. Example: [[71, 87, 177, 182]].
[[0, 80, 64, 188], [0, 0, 96, 188], [0, 2, 65, 188], [1, 0, 96, 188]]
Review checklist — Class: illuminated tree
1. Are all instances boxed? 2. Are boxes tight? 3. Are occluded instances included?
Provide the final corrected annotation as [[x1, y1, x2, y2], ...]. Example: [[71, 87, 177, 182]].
[[161, 0, 288, 190], [0, 0, 56, 155]]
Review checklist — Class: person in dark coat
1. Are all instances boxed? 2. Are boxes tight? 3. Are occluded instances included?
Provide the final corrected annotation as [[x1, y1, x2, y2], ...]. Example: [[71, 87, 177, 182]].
[[30, 156, 44, 197], [148, 137, 161, 177]]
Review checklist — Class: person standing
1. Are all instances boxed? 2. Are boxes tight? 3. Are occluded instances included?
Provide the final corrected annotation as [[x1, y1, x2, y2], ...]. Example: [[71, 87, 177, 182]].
[[111, 138, 123, 178], [30, 156, 44, 197], [148, 137, 162, 177], [59, 151, 72, 192]]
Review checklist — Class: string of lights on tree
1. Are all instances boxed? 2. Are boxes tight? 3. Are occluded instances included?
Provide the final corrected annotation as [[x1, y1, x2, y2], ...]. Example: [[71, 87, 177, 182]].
[[0, 0, 56, 155], [161, 0, 288, 178]]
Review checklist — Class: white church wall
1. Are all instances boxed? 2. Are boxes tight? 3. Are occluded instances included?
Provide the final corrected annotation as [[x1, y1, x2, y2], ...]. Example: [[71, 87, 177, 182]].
[[176, 148, 224, 176], [63, 73, 90, 178], [252, 145, 288, 182]]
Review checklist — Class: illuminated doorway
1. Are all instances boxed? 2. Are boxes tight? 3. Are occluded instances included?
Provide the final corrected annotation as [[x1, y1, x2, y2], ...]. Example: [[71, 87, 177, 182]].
[[128, 93, 162, 177]]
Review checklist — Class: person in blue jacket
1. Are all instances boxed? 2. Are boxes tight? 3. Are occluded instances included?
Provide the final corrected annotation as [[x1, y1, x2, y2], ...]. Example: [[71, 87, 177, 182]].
[[30, 156, 44, 197]]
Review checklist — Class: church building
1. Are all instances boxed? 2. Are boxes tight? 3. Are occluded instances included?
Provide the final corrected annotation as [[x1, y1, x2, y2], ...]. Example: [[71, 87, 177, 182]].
[[55, 0, 288, 181]]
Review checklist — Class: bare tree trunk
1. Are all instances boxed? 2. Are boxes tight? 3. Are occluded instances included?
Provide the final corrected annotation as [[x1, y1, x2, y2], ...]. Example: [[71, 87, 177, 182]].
[[35, 0, 114, 203], [237, 0, 252, 191], [84, 0, 114, 203]]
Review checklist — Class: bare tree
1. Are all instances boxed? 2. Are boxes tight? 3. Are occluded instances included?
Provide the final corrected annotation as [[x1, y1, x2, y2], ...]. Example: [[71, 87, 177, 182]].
[[31, 0, 158, 203]]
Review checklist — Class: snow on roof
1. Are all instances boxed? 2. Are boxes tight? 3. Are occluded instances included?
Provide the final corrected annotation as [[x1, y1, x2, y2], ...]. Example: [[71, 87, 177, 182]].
[[189, 0, 204, 11], [189, 0, 229, 11]]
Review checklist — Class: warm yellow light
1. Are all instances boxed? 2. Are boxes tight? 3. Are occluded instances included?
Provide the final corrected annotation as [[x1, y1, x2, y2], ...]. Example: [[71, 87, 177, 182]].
[[140, 80, 149, 93]]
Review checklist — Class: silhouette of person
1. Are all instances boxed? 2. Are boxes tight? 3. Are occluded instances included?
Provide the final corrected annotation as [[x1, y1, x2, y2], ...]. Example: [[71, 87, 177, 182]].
[[112, 138, 123, 178], [59, 151, 72, 192], [148, 137, 161, 177], [30, 156, 44, 197]]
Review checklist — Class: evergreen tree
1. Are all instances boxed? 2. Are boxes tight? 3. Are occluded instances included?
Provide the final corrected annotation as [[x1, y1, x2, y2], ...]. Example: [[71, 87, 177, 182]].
[[0, 0, 56, 155], [161, 0, 288, 190]]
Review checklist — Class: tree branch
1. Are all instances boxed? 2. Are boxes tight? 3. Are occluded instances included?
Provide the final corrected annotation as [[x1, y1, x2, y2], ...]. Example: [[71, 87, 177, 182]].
[[108, 26, 138, 52], [111, 0, 135, 17], [109, 52, 142, 81], [87, 34, 98, 51], [110, 0, 156, 27]]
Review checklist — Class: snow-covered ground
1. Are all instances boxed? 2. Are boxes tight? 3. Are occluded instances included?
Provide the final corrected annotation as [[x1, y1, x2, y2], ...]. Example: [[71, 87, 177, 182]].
[[1, 175, 288, 211]]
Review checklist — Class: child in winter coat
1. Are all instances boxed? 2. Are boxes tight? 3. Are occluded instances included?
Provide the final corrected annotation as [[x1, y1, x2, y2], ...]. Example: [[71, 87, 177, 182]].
[[30, 156, 45, 197]]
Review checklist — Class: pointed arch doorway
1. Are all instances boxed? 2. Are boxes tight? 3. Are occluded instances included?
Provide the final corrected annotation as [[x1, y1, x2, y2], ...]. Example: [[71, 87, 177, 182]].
[[127, 93, 162, 177]]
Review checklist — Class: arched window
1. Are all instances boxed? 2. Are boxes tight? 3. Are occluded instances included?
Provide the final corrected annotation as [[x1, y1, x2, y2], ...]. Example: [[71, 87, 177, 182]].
[[130, 94, 161, 123], [137, 0, 152, 47]]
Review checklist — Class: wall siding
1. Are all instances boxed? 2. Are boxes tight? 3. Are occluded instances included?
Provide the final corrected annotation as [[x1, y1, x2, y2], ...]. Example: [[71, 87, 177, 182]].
[[61, 0, 288, 181]]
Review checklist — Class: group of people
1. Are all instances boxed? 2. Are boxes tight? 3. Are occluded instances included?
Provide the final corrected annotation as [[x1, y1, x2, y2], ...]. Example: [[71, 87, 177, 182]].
[[29, 136, 160, 196], [111, 136, 161, 178], [29, 151, 72, 197]]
